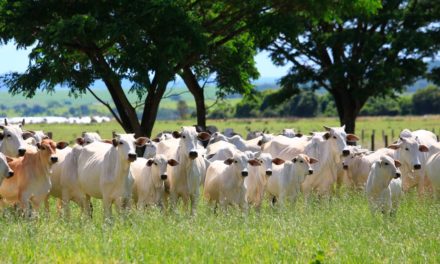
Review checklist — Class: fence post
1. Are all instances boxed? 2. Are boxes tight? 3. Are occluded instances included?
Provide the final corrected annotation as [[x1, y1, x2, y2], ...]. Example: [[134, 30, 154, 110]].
[[391, 129, 394, 141], [361, 129, 365, 145], [47, 132, 53, 139], [384, 135, 388, 147], [112, 131, 116, 138], [371, 129, 375, 151]]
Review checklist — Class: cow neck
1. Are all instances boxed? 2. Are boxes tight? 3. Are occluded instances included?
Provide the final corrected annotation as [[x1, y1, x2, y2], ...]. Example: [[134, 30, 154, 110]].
[[368, 165, 391, 196], [106, 147, 130, 182], [24, 151, 51, 178], [149, 166, 163, 189], [305, 141, 330, 172]]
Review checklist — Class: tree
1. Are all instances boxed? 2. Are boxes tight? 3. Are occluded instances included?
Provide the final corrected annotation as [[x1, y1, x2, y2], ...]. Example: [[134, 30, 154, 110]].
[[412, 85, 440, 115], [260, 0, 439, 133], [176, 100, 189, 119], [0, 0, 266, 136]]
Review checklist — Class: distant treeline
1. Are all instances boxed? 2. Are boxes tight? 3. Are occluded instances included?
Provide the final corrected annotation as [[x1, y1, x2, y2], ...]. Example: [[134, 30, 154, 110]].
[[208, 85, 440, 119]]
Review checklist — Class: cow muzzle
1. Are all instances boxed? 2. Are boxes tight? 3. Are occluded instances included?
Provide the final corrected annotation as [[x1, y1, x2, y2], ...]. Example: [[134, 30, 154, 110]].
[[189, 151, 198, 160], [266, 170, 272, 176], [128, 153, 137, 162], [161, 174, 167, 180], [342, 150, 350, 156], [343, 164, 348, 170], [18, 149, 26, 157], [241, 171, 248, 177], [51, 157, 58, 163], [414, 164, 421, 170], [7, 171, 14, 178], [308, 169, 314, 175]]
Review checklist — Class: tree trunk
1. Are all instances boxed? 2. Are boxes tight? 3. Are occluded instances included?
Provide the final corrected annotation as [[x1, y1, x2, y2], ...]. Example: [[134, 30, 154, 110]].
[[181, 67, 206, 130], [332, 88, 364, 134], [139, 81, 167, 138]]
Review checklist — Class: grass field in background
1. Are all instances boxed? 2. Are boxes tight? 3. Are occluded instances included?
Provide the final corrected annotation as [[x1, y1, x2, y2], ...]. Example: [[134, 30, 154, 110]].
[[26, 115, 440, 149]]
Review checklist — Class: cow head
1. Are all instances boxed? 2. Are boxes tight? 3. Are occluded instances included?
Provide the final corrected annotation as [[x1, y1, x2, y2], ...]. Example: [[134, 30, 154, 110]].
[[146, 154, 179, 181], [36, 139, 69, 164], [323, 125, 359, 156], [112, 134, 148, 162], [143, 140, 158, 159], [254, 153, 285, 176], [373, 155, 402, 181], [342, 146, 369, 170], [224, 152, 260, 178], [388, 135, 428, 171], [0, 119, 31, 157], [173, 126, 210, 160], [292, 154, 318, 176], [0, 152, 14, 185]]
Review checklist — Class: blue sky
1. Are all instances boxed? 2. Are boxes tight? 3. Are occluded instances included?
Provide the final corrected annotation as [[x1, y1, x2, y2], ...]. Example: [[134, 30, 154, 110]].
[[0, 42, 290, 79]]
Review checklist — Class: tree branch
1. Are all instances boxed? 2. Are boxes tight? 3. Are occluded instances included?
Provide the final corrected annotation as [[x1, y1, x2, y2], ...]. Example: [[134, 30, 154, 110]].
[[86, 87, 123, 126]]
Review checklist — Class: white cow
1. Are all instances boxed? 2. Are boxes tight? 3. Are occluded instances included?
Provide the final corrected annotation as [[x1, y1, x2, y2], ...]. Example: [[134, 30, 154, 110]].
[[206, 141, 239, 162], [168, 127, 210, 215], [0, 152, 14, 186], [142, 140, 158, 159], [266, 154, 318, 206], [0, 119, 33, 157], [77, 134, 148, 219], [366, 155, 402, 215], [204, 152, 259, 211], [131, 155, 178, 209], [281, 128, 300, 138], [209, 132, 260, 152], [262, 135, 308, 158], [245, 153, 285, 211], [25, 130, 48, 146], [388, 129, 436, 194]]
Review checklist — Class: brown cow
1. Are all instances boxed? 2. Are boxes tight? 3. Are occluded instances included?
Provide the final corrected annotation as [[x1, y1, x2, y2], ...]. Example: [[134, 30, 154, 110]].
[[0, 138, 68, 217]]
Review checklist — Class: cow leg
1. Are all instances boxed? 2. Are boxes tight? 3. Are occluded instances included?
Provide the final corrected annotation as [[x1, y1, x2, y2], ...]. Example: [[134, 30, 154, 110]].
[[190, 194, 198, 216], [103, 196, 113, 220], [44, 194, 50, 214], [84, 194, 93, 218], [19, 193, 32, 218], [62, 190, 71, 219]]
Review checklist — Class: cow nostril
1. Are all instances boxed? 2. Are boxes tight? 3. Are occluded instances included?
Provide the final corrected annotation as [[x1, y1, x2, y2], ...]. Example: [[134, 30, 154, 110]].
[[189, 151, 198, 159], [161, 174, 167, 180], [309, 169, 314, 175], [7, 171, 14, 178], [342, 150, 350, 156], [343, 164, 348, 170], [266, 170, 272, 176], [51, 157, 58, 163], [395, 172, 401, 179], [241, 171, 248, 177], [414, 164, 421, 170], [18, 149, 26, 156]]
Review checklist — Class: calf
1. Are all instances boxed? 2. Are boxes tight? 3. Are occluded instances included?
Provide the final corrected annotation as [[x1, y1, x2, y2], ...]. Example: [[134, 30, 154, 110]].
[[131, 155, 178, 209], [0, 152, 14, 186], [245, 153, 284, 211], [266, 154, 317, 206], [0, 139, 67, 217], [204, 152, 259, 211], [77, 134, 148, 219], [366, 155, 402, 215]]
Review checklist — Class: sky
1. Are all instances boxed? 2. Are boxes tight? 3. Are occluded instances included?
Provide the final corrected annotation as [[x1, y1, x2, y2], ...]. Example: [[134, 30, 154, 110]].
[[0, 42, 290, 79]]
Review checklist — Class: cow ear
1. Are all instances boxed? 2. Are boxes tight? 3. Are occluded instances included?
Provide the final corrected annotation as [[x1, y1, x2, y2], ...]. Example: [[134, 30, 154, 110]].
[[323, 126, 331, 131], [419, 145, 429, 152], [197, 132, 211, 141], [206, 153, 215, 160], [248, 159, 261, 166], [323, 132, 331, 140], [309, 157, 319, 164], [272, 158, 285, 165], [346, 134, 359, 141], [76, 137, 85, 146], [168, 159, 179, 166], [36, 143, 42, 150], [292, 158, 298, 163], [112, 139, 119, 147], [6, 156, 13, 163], [146, 159, 154, 167], [22, 131, 34, 140], [21, 119, 25, 127], [257, 140, 263, 146], [56, 141, 69, 150], [172, 131, 181, 138], [152, 137, 161, 143], [388, 144, 400, 150], [295, 133, 303, 138], [394, 159, 402, 168], [135, 137, 149, 147], [0, 132, 3, 140], [102, 139, 113, 144], [224, 158, 234, 165], [4, 119, 8, 126]]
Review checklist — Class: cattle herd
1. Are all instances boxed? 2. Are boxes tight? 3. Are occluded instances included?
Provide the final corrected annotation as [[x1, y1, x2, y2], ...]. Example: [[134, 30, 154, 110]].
[[0, 118, 439, 220]]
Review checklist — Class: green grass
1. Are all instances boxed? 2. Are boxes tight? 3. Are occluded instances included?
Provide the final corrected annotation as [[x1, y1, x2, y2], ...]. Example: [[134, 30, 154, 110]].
[[1, 191, 439, 263], [25, 115, 440, 149]]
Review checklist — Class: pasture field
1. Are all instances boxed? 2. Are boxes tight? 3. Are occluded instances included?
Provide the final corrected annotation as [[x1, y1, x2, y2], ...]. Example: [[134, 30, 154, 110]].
[[26, 115, 440, 149], [1, 191, 440, 263], [1, 116, 439, 263]]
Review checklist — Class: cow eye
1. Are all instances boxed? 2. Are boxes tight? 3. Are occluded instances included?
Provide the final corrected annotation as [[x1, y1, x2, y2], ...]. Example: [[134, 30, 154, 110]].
[[86, 141, 91, 144], [234, 160, 238, 163], [333, 136, 337, 139], [7, 134, 11, 138], [119, 142, 124, 145], [182, 135, 186, 139], [405, 148, 409, 151], [154, 162, 158, 166], [384, 162, 389, 165], [300, 160, 303, 163]]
